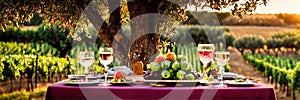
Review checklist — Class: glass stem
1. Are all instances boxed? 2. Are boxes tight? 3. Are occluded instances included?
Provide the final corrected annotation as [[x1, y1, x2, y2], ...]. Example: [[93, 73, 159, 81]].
[[104, 66, 108, 83], [85, 67, 88, 81], [220, 65, 224, 85], [203, 63, 207, 78], [84, 67, 89, 75]]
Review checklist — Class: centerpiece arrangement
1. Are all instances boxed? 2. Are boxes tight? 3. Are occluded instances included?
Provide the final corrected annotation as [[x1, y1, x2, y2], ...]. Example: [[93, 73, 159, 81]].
[[144, 52, 199, 86]]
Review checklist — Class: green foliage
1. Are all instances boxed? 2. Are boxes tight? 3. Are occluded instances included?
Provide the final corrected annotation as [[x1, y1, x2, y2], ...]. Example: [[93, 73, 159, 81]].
[[0, 24, 77, 57], [0, 27, 23, 42], [37, 24, 72, 57], [233, 36, 264, 54], [243, 53, 300, 92], [0, 55, 75, 81], [24, 12, 43, 26], [271, 32, 299, 48], [0, 42, 59, 56], [0, 24, 107, 57], [123, 25, 231, 50], [174, 25, 229, 45], [224, 34, 235, 48], [266, 38, 280, 50], [0, 0, 266, 31]]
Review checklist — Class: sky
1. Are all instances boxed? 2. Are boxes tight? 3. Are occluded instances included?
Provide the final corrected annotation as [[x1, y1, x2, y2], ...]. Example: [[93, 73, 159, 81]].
[[253, 0, 300, 14], [187, 0, 300, 14]]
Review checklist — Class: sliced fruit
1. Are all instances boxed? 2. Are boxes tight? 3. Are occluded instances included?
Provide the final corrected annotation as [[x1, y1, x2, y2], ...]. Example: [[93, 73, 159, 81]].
[[117, 79, 122, 83], [114, 70, 126, 80], [166, 52, 176, 61]]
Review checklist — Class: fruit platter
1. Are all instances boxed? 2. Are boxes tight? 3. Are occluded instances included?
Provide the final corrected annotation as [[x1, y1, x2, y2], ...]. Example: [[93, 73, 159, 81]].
[[109, 70, 133, 86], [144, 52, 201, 86]]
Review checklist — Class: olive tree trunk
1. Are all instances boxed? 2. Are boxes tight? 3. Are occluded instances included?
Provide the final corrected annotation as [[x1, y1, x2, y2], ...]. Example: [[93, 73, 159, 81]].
[[127, 0, 162, 70], [87, 0, 170, 70]]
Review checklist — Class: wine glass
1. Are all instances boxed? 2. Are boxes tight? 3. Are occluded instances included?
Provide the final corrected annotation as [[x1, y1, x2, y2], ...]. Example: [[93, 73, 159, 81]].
[[214, 51, 230, 87], [99, 47, 113, 84], [198, 44, 214, 79], [79, 51, 95, 81]]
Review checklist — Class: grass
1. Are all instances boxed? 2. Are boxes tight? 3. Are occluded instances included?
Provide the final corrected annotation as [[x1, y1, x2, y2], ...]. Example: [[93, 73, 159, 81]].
[[0, 87, 47, 100]]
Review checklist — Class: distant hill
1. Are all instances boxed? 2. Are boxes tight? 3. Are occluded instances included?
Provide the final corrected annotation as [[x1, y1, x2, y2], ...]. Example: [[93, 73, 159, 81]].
[[184, 11, 300, 28], [222, 14, 300, 27]]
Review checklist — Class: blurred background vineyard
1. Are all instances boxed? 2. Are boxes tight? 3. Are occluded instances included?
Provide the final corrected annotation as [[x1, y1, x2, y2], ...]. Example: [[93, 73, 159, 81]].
[[1, 11, 300, 99]]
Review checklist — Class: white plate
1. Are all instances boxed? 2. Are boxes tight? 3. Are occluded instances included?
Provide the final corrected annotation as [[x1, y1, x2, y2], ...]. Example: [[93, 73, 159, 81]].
[[63, 80, 100, 86], [227, 82, 254, 87], [144, 80, 201, 83], [110, 82, 133, 86]]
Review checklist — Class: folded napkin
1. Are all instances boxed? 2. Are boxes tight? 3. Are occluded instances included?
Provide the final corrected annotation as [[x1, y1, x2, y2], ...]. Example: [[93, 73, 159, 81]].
[[108, 66, 132, 76]]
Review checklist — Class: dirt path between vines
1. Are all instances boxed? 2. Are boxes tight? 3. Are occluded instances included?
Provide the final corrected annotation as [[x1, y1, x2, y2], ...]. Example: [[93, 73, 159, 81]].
[[227, 47, 299, 100]]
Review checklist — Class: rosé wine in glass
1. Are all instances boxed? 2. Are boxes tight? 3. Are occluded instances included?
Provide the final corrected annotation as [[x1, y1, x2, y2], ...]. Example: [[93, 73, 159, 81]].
[[197, 44, 214, 79], [99, 47, 113, 85]]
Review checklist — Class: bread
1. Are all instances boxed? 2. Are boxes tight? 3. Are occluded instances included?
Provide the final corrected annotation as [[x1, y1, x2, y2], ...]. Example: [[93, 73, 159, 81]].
[[133, 61, 144, 75]]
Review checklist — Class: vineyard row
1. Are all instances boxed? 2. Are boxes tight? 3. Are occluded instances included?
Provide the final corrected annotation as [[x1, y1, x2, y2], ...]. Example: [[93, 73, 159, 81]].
[[243, 53, 300, 98]]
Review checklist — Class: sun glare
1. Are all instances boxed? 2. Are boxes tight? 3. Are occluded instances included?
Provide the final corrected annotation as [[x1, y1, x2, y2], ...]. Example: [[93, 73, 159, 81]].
[[187, 0, 300, 14], [254, 0, 300, 14]]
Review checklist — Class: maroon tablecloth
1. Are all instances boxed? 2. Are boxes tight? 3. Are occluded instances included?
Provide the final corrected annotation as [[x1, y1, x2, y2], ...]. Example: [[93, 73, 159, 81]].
[[46, 82, 276, 100]]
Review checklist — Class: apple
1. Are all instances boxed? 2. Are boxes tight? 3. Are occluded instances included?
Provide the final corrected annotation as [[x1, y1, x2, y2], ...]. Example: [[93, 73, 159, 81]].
[[171, 62, 180, 71], [161, 70, 171, 79], [155, 55, 166, 63], [176, 70, 186, 80], [161, 60, 171, 69], [185, 73, 195, 80], [166, 52, 176, 61], [180, 61, 191, 71], [177, 55, 188, 62], [146, 64, 152, 70], [151, 62, 161, 71]]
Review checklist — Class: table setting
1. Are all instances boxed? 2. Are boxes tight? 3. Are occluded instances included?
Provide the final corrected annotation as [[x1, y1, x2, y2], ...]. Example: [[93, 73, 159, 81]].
[[46, 44, 276, 100]]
